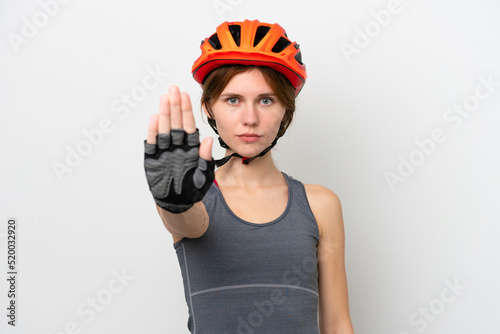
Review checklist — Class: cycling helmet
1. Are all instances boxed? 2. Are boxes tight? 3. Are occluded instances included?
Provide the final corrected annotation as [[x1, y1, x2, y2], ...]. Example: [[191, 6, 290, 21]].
[[192, 19, 307, 95]]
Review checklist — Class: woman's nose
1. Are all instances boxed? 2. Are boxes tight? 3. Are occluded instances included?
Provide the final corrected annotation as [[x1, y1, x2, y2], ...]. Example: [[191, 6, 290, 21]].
[[242, 104, 259, 126]]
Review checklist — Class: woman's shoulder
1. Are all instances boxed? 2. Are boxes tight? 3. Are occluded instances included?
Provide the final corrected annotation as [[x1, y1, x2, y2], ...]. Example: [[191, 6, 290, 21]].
[[303, 183, 341, 207], [303, 183, 343, 238], [283, 173, 341, 208]]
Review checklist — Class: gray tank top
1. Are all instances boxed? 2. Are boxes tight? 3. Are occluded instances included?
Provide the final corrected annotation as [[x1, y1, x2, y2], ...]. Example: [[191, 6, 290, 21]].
[[174, 173, 320, 333]]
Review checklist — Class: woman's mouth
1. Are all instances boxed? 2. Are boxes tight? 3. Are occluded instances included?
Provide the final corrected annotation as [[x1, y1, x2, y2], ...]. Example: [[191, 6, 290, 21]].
[[238, 133, 261, 143]]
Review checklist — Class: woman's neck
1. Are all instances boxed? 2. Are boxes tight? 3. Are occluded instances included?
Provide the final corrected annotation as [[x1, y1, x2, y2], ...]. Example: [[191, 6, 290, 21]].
[[214, 152, 283, 188]]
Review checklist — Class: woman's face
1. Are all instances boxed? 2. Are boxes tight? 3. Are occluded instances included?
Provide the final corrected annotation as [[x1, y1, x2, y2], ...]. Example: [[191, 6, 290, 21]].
[[208, 69, 286, 158]]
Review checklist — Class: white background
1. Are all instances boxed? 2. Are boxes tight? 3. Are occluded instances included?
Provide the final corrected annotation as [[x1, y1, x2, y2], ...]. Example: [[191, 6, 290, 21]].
[[1, 0, 499, 333]]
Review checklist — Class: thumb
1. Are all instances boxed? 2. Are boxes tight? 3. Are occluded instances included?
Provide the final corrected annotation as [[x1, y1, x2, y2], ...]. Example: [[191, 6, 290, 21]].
[[199, 136, 213, 161]]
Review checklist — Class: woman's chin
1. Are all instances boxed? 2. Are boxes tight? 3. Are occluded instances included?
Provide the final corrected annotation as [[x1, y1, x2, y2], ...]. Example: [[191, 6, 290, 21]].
[[227, 146, 263, 159]]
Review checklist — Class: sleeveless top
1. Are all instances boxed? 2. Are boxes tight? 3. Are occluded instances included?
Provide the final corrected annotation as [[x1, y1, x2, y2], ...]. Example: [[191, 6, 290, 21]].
[[174, 173, 320, 333]]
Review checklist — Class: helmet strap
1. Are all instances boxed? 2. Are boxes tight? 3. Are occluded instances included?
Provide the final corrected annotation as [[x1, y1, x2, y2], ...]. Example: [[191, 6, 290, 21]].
[[214, 136, 279, 168]]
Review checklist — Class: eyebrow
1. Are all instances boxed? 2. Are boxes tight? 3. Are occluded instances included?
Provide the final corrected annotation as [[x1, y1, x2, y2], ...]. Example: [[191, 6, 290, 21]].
[[219, 92, 276, 98]]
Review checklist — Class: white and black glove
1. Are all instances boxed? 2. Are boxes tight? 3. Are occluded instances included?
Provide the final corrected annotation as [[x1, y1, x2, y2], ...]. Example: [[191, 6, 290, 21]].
[[144, 129, 215, 213]]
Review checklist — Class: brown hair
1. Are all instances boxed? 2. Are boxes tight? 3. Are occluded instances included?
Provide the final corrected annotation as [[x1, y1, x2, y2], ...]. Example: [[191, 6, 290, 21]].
[[201, 65, 296, 138]]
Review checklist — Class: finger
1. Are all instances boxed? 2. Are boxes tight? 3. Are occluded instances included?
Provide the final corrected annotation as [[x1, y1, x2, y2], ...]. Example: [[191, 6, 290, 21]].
[[199, 137, 213, 161], [158, 94, 171, 134], [169, 85, 182, 129], [181, 92, 196, 134], [146, 114, 159, 144]]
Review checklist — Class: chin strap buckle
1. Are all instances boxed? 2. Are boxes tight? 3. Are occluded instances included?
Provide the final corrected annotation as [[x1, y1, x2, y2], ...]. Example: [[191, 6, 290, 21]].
[[242, 157, 251, 165]]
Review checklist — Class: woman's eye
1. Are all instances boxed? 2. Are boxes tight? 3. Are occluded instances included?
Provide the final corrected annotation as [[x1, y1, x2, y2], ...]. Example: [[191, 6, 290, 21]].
[[227, 97, 239, 105], [260, 97, 273, 105]]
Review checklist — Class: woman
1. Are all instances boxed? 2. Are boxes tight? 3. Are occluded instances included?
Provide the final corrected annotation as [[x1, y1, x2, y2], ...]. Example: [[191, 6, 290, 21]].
[[144, 19, 354, 333]]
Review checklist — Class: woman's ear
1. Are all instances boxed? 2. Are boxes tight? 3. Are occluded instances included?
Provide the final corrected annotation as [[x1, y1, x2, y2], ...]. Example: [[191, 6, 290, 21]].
[[202, 102, 211, 118], [202, 101, 218, 133]]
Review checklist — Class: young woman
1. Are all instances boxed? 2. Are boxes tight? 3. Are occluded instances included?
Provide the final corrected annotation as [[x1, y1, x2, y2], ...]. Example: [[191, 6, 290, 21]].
[[144, 19, 354, 333]]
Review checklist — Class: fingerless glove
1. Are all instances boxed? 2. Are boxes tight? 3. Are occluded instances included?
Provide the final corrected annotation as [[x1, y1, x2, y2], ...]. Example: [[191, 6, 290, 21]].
[[144, 129, 214, 213]]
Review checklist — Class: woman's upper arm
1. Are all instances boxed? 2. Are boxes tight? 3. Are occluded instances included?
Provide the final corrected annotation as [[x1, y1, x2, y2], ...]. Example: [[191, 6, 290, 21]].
[[304, 184, 354, 333]]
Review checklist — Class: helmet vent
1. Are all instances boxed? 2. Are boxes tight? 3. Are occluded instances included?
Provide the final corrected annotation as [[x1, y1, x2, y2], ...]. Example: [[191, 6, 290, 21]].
[[253, 26, 271, 46], [208, 33, 222, 50], [271, 37, 291, 53], [294, 51, 303, 65], [229, 24, 241, 46]]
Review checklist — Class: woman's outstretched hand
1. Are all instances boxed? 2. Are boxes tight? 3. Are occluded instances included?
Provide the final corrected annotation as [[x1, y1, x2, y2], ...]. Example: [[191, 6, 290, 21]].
[[144, 85, 214, 213]]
